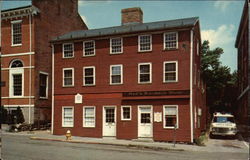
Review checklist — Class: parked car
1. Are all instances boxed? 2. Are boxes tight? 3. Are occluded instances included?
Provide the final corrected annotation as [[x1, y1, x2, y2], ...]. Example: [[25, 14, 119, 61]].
[[210, 112, 237, 138]]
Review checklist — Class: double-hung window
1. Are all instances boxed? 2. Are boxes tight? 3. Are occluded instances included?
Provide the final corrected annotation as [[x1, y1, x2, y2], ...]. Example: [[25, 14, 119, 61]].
[[110, 38, 122, 54], [163, 105, 178, 128], [62, 107, 74, 127], [11, 20, 22, 46], [83, 106, 95, 127], [164, 61, 178, 82], [63, 43, 74, 58], [83, 66, 95, 86], [9, 60, 24, 97], [110, 65, 123, 85], [138, 63, 152, 84], [83, 41, 95, 56], [164, 32, 178, 50], [39, 72, 48, 98], [63, 68, 74, 87], [138, 35, 152, 52], [121, 106, 131, 120]]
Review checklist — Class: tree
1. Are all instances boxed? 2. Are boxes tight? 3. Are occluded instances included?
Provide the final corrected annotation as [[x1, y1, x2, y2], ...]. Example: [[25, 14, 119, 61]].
[[201, 40, 237, 114], [16, 106, 25, 124]]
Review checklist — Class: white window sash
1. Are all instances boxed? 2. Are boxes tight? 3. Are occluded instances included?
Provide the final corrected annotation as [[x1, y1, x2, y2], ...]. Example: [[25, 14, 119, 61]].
[[110, 38, 123, 54], [83, 41, 95, 56], [138, 35, 152, 52], [11, 20, 22, 46], [83, 66, 96, 86], [163, 32, 178, 50], [163, 105, 178, 129], [110, 65, 123, 85], [9, 68, 24, 97], [39, 72, 49, 99], [62, 107, 74, 127], [63, 43, 74, 58], [163, 61, 178, 83], [83, 106, 96, 128], [63, 68, 74, 87], [121, 106, 132, 120], [138, 63, 152, 84]]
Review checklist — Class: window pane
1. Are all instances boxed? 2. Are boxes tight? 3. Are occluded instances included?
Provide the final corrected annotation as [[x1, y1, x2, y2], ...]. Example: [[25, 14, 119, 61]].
[[164, 106, 177, 127], [63, 108, 73, 126], [63, 44, 73, 58], [141, 113, 150, 123], [139, 35, 151, 51], [140, 74, 150, 82], [11, 60, 23, 68], [84, 107, 95, 127], [12, 23, 22, 45], [140, 65, 150, 73], [84, 68, 94, 85], [165, 33, 177, 49], [39, 74, 47, 97], [106, 108, 115, 123], [122, 107, 130, 119], [85, 68, 93, 76], [64, 70, 73, 86], [111, 38, 122, 53], [84, 41, 95, 56], [112, 66, 121, 75], [165, 73, 176, 81], [165, 63, 176, 72], [13, 74, 22, 96], [112, 75, 121, 83]]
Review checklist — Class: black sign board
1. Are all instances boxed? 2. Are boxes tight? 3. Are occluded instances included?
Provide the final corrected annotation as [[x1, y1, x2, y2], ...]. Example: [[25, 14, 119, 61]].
[[123, 90, 190, 97]]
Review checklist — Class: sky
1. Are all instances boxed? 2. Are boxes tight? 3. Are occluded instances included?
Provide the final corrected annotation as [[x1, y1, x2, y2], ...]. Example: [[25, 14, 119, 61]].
[[2, 0, 245, 72]]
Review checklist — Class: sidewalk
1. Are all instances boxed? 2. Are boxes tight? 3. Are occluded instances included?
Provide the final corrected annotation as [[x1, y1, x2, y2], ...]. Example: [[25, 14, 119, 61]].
[[1, 129, 249, 153]]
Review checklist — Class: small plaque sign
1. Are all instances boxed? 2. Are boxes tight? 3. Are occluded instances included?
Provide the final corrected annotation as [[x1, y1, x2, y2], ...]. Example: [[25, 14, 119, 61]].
[[75, 93, 82, 104], [154, 112, 162, 122]]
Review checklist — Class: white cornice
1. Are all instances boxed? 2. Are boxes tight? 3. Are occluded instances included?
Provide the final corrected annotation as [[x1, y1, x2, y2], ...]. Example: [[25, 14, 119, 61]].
[[1, 52, 35, 57]]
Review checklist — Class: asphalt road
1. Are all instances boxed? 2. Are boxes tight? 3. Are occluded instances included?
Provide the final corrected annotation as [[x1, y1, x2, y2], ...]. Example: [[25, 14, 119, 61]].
[[1, 134, 249, 160]]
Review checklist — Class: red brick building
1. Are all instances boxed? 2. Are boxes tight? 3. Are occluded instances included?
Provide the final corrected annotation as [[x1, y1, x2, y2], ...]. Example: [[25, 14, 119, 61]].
[[235, 0, 250, 129], [51, 8, 206, 142], [1, 0, 87, 124]]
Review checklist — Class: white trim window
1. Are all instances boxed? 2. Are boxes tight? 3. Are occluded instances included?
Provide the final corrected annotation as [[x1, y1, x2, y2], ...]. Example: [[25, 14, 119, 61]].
[[62, 107, 74, 127], [163, 105, 178, 129], [39, 72, 48, 99], [83, 106, 95, 127], [9, 59, 24, 97], [110, 38, 123, 54], [63, 68, 74, 87], [110, 65, 123, 85], [164, 32, 178, 50], [138, 63, 152, 84], [83, 66, 95, 86], [164, 61, 178, 82], [138, 35, 152, 52], [83, 41, 95, 56], [63, 43, 74, 58], [121, 106, 131, 120], [11, 20, 22, 46]]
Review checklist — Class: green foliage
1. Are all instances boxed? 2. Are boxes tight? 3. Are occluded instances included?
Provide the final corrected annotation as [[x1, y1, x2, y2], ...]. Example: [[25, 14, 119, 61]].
[[201, 40, 237, 113]]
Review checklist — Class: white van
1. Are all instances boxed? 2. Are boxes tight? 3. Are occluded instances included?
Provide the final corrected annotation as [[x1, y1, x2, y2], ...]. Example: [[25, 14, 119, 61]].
[[210, 112, 237, 138]]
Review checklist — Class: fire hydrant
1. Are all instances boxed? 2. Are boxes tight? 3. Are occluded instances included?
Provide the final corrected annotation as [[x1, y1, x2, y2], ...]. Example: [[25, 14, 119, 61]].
[[65, 130, 72, 140]]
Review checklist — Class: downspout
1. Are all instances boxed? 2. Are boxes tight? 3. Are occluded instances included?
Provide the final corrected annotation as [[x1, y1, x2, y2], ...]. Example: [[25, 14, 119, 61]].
[[51, 44, 54, 134], [28, 13, 32, 124], [190, 29, 194, 143]]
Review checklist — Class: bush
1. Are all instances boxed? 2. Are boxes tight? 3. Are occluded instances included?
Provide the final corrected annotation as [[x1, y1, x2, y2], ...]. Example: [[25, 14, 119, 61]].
[[16, 106, 25, 124]]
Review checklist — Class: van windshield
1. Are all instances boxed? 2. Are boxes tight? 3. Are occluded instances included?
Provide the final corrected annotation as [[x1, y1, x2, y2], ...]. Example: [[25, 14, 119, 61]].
[[213, 117, 235, 123]]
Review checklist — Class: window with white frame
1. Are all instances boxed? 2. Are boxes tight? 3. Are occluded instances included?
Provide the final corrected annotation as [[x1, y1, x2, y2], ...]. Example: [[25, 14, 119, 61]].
[[110, 65, 123, 85], [110, 38, 122, 54], [11, 20, 22, 45], [164, 61, 177, 82], [138, 63, 152, 84], [163, 105, 178, 128], [62, 107, 74, 127], [83, 41, 95, 56], [164, 32, 178, 50], [39, 73, 48, 98], [83, 106, 95, 127], [63, 68, 74, 87], [83, 66, 95, 86], [63, 43, 74, 58], [9, 60, 24, 97], [138, 35, 152, 52], [121, 106, 131, 120]]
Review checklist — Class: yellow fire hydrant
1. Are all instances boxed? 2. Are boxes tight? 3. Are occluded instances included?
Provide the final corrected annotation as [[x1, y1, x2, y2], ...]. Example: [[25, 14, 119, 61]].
[[65, 130, 72, 140]]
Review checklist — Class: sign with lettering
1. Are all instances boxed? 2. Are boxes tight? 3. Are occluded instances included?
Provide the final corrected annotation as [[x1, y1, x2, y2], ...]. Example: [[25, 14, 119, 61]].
[[123, 90, 189, 97], [75, 93, 82, 104], [154, 112, 162, 122]]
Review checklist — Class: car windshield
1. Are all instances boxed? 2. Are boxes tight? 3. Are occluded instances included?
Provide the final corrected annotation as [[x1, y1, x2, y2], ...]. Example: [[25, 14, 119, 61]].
[[213, 117, 235, 123]]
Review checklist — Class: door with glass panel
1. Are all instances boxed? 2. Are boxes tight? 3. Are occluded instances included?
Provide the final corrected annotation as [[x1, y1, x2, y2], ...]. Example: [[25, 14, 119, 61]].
[[138, 105, 153, 138], [103, 106, 116, 137]]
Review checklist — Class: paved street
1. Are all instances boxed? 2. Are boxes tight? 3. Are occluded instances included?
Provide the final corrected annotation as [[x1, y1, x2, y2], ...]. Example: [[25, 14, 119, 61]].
[[1, 134, 249, 160]]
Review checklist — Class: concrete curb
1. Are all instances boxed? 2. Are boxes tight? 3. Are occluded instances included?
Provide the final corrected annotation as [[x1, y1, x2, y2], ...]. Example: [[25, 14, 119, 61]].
[[30, 137, 184, 152]]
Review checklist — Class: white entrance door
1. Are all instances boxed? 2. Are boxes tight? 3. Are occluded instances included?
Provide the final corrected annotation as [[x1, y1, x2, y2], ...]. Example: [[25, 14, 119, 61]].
[[138, 105, 153, 138], [103, 106, 116, 137]]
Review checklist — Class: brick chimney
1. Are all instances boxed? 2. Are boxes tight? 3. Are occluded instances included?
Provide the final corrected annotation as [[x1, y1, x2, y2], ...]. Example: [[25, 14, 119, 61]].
[[121, 7, 143, 25]]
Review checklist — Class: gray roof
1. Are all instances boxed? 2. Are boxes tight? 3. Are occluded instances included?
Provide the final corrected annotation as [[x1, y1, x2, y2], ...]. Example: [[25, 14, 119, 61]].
[[51, 17, 199, 43]]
